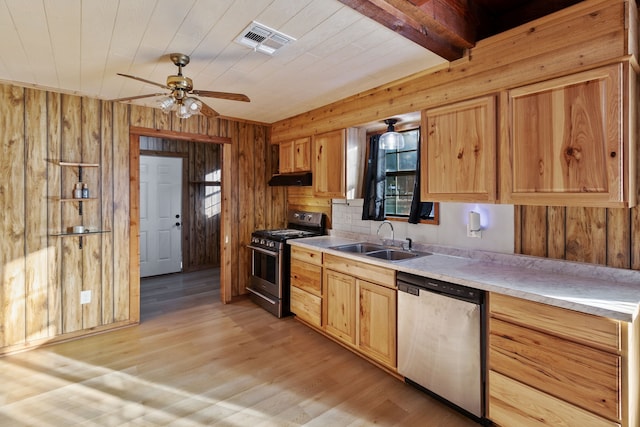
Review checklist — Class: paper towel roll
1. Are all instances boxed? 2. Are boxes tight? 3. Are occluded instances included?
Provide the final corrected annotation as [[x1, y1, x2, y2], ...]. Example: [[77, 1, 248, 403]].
[[469, 211, 481, 231]]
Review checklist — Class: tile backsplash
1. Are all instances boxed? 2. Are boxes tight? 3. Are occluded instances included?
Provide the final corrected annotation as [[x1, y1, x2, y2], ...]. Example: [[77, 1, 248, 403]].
[[331, 199, 515, 254]]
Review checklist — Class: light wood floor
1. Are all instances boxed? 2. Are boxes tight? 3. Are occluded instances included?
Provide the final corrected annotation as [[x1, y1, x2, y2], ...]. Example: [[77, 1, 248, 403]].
[[0, 269, 480, 426]]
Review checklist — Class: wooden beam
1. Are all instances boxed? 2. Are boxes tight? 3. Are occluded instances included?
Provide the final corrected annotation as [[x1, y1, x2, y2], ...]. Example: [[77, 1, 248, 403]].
[[385, 0, 476, 48], [129, 126, 231, 144], [337, 0, 465, 60]]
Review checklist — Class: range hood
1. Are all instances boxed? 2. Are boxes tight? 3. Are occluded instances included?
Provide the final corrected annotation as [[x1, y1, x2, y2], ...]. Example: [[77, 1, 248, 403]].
[[268, 172, 312, 186]]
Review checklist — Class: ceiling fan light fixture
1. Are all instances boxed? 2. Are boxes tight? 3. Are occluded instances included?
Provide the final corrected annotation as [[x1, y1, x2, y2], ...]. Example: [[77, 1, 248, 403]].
[[184, 97, 202, 113], [158, 96, 175, 113], [379, 119, 405, 150], [176, 102, 193, 119]]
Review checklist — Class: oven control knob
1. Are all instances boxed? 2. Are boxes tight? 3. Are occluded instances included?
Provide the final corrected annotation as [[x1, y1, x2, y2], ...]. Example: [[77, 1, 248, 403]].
[[260, 239, 266, 245], [267, 241, 275, 248]]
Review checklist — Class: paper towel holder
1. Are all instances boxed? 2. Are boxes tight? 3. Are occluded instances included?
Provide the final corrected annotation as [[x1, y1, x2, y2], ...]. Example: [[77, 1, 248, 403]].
[[467, 211, 482, 238]]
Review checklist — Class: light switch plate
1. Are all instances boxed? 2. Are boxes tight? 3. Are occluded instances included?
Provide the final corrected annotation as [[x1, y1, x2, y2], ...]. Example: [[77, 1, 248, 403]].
[[80, 290, 91, 304]]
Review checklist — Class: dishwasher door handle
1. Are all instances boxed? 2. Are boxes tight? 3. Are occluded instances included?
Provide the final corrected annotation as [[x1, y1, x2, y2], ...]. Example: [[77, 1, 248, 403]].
[[398, 282, 420, 296]]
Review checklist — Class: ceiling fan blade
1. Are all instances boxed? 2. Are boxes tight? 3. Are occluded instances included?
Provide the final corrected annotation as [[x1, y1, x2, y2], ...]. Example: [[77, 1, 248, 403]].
[[117, 73, 170, 90], [110, 93, 166, 102], [191, 89, 250, 102], [198, 101, 219, 118]]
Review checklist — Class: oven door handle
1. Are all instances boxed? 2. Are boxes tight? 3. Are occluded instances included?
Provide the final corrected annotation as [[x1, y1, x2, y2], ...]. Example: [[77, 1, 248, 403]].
[[246, 288, 277, 305], [247, 245, 278, 256]]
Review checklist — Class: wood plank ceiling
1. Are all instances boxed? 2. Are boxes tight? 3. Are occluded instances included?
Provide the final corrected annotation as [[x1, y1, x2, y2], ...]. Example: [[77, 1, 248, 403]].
[[0, 0, 586, 123], [338, 0, 585, 60]]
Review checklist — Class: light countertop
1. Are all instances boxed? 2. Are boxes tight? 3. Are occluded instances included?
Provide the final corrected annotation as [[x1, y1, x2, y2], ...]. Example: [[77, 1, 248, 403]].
[[289, 235, 640, 322]]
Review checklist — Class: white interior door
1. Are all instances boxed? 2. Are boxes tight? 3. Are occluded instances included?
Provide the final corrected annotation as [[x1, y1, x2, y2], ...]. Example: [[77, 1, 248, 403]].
[[140, 155, 183, 277]]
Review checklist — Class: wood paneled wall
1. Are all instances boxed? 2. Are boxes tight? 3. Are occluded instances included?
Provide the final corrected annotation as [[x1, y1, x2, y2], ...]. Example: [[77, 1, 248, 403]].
[[0, 83, 284, 355], [516, 205, 640, 270]]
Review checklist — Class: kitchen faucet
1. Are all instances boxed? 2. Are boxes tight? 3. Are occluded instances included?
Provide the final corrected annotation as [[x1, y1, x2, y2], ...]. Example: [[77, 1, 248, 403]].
[[377, 220, 394, 245]]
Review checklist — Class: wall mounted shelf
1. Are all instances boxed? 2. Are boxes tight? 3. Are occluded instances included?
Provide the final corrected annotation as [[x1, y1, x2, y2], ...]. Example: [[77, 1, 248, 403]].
[[51, 161, 103, 248], [49, 230, 111, 249]]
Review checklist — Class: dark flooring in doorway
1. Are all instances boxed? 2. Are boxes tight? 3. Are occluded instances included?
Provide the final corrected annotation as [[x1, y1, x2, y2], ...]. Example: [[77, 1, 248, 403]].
[[140, 268, 220, 320]]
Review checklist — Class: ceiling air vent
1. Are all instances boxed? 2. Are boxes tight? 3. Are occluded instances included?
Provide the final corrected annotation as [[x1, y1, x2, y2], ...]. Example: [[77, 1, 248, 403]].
[[235, 21, 295, 55]]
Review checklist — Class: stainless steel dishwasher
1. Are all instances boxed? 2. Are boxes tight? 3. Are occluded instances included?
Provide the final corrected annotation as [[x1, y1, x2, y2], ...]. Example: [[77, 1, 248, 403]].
[[397, 272, 486, 422]]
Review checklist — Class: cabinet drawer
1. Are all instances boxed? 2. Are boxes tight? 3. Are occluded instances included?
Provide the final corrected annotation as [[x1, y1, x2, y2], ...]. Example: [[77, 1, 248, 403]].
[[291, 261, 322, 296], [489, 370, 620, 427], [490, 293, 620, 352], [291, 246, 322, 266], [324, 254, 395, 288], [490, 318, 620, 420], [290, 286, 321, 328]]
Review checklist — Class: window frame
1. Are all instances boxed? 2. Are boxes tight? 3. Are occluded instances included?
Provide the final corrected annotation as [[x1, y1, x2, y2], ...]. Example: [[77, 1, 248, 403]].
[[376, 126, 439, 225]]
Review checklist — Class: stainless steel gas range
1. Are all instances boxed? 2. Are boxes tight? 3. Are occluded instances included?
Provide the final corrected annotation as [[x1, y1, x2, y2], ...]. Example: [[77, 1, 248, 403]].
[[247, 210, 325, 317]]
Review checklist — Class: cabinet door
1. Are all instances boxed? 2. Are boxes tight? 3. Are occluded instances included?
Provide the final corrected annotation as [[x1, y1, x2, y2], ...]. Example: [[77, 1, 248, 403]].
[[503, 64, 629, 207], [293, 137, 311, 171], [421, 96, 497, 202], [278, 141, 294, 173], [323, 269, 356, 345], [312, 129, 345, 197], [357, 279, 396, 368]]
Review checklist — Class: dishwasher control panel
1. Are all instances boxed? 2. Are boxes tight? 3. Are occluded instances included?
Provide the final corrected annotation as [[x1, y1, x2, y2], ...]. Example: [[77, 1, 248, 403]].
[[397, 272, 483, 304]]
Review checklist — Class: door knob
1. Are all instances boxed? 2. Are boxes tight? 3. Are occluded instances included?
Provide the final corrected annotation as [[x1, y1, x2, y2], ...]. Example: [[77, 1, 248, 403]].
[[175, 222, 181, 227], [175, 214, 180, 218]]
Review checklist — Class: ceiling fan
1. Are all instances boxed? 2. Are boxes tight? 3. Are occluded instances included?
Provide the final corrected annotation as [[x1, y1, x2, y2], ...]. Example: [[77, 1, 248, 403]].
[[112, 53, 250, 118]]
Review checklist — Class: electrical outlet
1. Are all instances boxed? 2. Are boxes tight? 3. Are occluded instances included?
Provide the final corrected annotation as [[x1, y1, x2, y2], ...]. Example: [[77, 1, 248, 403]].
[[466, 224, 482, 239], [80, 290, 91, 304]]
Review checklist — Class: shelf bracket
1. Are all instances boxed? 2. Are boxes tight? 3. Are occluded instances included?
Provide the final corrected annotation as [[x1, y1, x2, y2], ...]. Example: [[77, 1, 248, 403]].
[[79, 236, 83, 250]]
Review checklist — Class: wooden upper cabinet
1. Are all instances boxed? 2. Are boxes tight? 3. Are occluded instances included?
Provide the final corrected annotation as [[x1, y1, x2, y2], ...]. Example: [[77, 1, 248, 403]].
[[293, 137, 311, 172], [279, 137, 310, 173], [279, 140, 294, 173], [312, 129, 346, 197], [502, 63, 635, 207], [421, 96, 497, 202]]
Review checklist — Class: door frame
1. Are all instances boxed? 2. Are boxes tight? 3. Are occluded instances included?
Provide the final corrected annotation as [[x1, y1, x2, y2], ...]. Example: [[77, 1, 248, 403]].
[[128, 127, 232, 323], [139, 152, 188, 277]]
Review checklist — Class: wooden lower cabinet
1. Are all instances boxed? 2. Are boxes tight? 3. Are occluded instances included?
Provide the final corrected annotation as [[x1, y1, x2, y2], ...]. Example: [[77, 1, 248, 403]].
[[489, 371, 620, 427], [322, 254, 397, 370], [290, 247, 323, 327], [324, 269, 357, 345], [488, 293, 631, 427], [357, 279, 396, 368]]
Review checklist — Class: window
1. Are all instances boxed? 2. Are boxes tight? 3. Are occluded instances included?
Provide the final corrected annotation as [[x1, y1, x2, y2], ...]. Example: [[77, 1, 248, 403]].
[[384, 128, 419, 217], [363, 124, 438, 224]]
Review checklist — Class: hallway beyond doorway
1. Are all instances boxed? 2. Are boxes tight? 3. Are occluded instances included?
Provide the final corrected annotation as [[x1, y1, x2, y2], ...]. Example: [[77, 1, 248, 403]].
[[140, 268, 220, 320]]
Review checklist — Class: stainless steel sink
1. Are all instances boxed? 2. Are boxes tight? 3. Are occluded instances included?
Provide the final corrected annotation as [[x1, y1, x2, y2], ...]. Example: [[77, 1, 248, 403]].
[[365, 249, 429, 261], [331, 242, 430, 262], [330, 242, 386, 253]]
